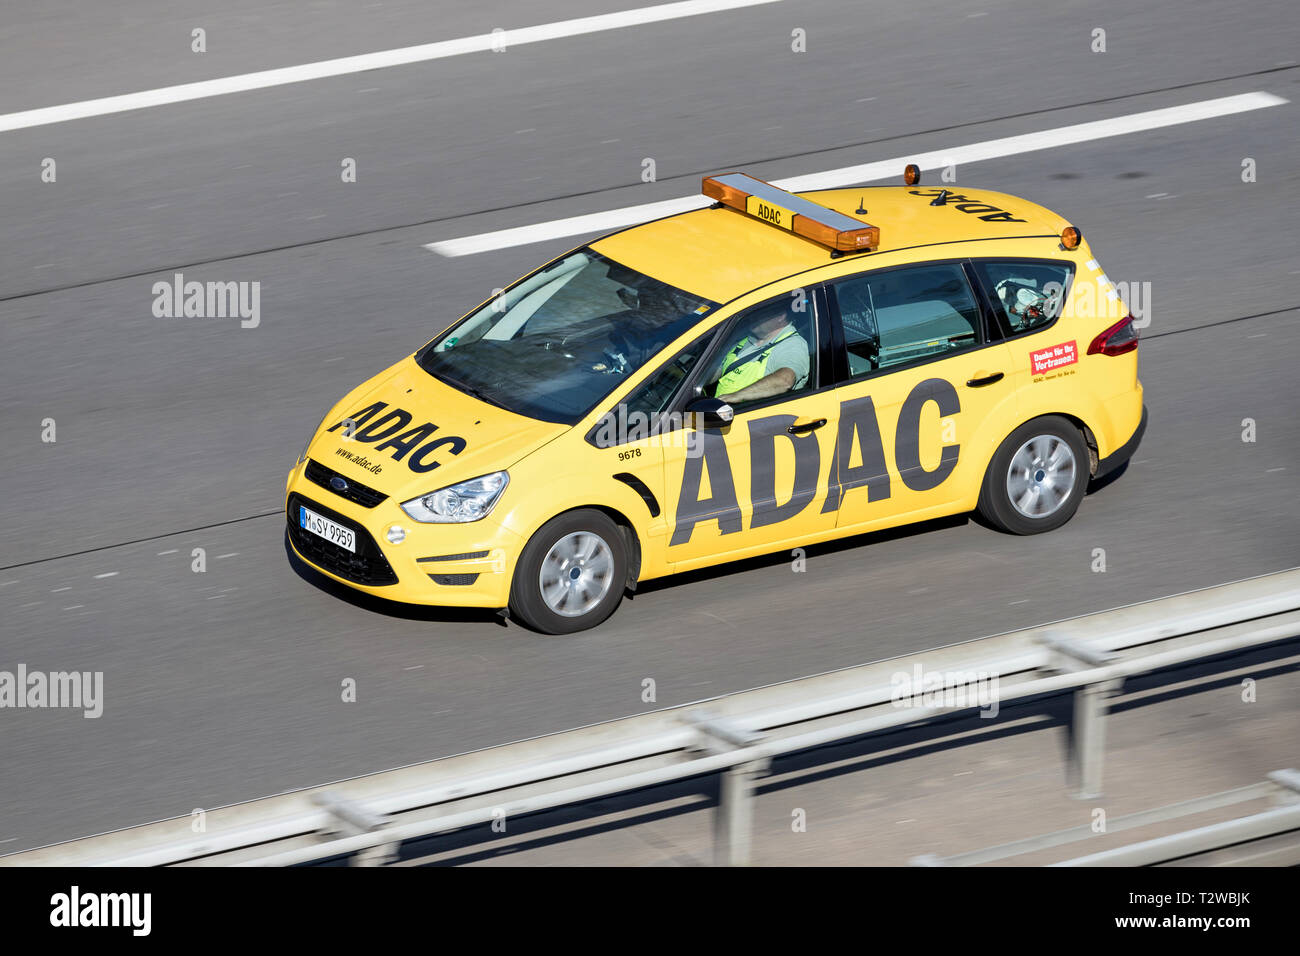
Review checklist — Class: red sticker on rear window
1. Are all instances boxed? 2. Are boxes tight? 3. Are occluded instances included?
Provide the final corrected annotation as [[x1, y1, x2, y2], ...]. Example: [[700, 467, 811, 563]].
[[1030, 340, 1078, 375]]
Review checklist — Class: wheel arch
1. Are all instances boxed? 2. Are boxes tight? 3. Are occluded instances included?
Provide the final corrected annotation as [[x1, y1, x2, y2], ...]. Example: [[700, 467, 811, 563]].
[[976, 411, 1093, 534], [526, 503, 643, 591], [1044, 411, 1099, 476], [988, 411, 1098, 479]]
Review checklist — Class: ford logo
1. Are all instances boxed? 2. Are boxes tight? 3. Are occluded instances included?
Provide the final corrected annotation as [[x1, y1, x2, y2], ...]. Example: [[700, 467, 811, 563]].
[[329, 476, 349, 493]]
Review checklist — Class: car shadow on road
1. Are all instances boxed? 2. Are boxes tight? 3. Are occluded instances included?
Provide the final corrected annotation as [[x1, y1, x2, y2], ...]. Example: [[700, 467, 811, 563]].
[[1085, 459, 1130, 495], [633, 512, 972, 597]]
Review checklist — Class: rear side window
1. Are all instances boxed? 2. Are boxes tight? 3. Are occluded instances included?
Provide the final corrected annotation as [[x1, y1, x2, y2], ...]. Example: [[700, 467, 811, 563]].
[[832, 262, 982, 376], [972, 260, 1073, 339]]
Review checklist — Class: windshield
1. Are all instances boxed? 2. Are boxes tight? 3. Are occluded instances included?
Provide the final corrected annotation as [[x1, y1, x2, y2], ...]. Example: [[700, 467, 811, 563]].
[[418, 249, 716, 423]]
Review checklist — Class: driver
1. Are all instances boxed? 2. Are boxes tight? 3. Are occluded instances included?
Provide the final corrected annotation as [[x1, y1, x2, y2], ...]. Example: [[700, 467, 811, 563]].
[[711, 302, 810, 403]]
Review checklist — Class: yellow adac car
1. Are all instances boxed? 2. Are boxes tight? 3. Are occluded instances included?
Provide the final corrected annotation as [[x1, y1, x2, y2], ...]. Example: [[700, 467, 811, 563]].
[[286, 167, 1146, 633]]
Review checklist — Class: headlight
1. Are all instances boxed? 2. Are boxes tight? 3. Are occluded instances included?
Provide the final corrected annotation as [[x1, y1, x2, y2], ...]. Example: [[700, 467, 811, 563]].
[[400, 472, 509, 523]]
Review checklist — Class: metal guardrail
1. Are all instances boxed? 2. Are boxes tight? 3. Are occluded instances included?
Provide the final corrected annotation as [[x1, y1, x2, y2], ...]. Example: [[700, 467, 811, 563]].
[[5, 568, 1299, 867], [913, 769, 1300, 866]]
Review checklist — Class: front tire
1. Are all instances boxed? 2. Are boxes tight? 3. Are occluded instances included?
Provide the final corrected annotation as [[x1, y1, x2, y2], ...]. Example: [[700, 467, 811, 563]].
[[509, 509, 627, 634], [978, 416, 1088, 535]]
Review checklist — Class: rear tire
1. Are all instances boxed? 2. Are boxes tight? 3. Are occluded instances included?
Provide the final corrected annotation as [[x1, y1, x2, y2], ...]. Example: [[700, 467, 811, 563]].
[[509, 509, 627, 634], [978, 416, 1088, 535]]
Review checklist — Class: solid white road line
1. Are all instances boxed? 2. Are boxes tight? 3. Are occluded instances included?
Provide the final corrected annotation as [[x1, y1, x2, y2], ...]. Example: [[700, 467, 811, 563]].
[[426, 91, 1288, 257], [0, 0, 780, 134]]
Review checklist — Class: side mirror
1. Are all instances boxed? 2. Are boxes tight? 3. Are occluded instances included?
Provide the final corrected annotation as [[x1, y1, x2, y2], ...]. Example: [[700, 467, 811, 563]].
[[686, 396, 734, 429]]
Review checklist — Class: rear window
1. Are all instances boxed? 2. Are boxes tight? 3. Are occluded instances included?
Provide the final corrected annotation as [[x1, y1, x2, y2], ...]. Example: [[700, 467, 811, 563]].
[[971, 259, 1073, 339]]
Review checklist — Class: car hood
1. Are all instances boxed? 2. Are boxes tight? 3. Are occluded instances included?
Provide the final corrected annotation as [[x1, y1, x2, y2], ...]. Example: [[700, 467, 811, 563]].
[[304, 356, 568, 502]]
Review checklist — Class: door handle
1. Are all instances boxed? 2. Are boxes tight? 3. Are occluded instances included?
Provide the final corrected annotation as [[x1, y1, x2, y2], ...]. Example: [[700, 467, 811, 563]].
[[966, 372, 1004, 387], [788, 418, 828, 435]]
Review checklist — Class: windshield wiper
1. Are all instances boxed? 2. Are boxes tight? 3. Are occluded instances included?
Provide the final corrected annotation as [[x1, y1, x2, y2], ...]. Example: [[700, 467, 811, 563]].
[[433, 370, 497, 406]]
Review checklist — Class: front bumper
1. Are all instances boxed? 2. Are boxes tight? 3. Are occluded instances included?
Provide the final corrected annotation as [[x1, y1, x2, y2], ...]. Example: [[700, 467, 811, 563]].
[[284, 461, 521, 607]]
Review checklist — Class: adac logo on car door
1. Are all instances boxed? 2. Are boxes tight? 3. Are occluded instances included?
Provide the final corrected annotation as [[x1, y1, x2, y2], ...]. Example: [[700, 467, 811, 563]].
[[670, 378, 961, 547]]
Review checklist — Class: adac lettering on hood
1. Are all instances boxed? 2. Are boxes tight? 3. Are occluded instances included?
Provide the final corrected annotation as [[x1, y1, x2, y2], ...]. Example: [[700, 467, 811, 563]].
[[327, 402, 467, 473]]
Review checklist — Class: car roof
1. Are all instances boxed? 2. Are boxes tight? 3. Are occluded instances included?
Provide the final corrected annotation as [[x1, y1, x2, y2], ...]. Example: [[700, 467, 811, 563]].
[[591, 185, 1071, 304]]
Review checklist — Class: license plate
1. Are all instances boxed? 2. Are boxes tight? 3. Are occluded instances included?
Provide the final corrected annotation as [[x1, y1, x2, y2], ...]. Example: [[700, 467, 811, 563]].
[[746, 194, 794, 230], [299, 505, 356, 553]]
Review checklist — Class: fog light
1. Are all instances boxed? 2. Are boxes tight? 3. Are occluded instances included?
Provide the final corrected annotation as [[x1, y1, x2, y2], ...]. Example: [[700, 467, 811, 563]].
[[386, 525, 407, 544]]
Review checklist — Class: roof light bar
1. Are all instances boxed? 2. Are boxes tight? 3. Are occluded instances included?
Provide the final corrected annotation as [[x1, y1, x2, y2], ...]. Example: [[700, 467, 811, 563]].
[[702, 173, 880, 252]]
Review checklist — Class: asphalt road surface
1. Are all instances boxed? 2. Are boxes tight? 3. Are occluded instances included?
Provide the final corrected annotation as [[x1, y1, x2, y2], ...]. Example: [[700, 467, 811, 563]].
[[1, 0, 1298, 851]]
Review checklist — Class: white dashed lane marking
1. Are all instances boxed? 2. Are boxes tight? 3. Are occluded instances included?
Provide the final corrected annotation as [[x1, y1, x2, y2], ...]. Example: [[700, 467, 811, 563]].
[[427, 92, 1287, 256], [0, 0, 780, 133]]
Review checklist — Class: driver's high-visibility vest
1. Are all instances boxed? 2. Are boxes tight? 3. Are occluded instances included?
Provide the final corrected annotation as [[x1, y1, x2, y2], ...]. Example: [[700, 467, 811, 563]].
[[714, 326, 800, 395]]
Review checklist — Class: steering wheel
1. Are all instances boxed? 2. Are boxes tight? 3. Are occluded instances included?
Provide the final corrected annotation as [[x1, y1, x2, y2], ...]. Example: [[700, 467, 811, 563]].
[[998, 280, 1048, 330]]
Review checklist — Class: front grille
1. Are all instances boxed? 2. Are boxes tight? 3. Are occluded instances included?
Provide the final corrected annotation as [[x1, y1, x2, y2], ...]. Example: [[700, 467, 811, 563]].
[[305, 459, 388, 508], [429, 573, 480, 586], [288, 493, 398, 586]]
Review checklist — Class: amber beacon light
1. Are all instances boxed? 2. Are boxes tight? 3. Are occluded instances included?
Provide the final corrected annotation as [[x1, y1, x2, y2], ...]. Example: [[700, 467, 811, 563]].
[[702, 172, 880, 252]]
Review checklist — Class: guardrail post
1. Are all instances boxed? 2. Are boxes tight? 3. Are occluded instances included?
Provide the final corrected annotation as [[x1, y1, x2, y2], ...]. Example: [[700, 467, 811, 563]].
[[312, 792, 398, 866], [1036, 631, 1122, 799], [716, 759, 769, 867], [1070, 678, 1123, 799], [682, 711, 768, 866]]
